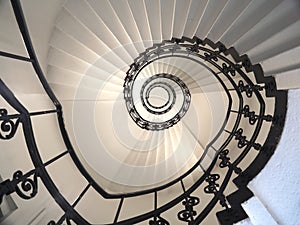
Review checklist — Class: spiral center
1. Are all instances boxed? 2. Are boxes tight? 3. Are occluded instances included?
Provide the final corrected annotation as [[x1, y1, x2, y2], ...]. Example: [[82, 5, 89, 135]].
[[147, 86, 169, 108], [124, 72, 191, 130]]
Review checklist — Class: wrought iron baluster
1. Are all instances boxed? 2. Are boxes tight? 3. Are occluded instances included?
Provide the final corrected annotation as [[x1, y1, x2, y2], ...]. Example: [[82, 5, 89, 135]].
[[149, 215, 170, 225], [237, 80, 264, 98], [204, 51, 219, 61], [241, 105, 273, 125], [177, 180, 200, 224], [0, 169, 39, 204], [219, 149, 242, 174], [234, 128, 262, 150], [204, 174, 228, 209], [0, 50, 33, 62], [149, 192, 170, 225]]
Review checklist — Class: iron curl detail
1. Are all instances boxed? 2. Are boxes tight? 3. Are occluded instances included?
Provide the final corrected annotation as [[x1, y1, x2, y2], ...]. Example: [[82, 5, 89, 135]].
[[204, 174, 220, 194], [237, 80, 264, 98], [177, 195, 200, 223], [0, 108, 21, 140], [149, 215, 170, 225], [219, 149, 242, 174], [234, 128, 261, 150], [204, 174, 228, 208], [0, 170, 38, 204], [48, 217, 72, 225], [13, 170, 38, 200], [241, 105, 273, 125]]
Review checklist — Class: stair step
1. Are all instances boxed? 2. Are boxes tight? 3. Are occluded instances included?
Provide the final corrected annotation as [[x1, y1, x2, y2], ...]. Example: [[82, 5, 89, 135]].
[[248, 19, 300, 63], [172, 0, 192, 38], [235, 0, 300, 54], [275, 68, 300, 90], [160, 0, 175, 40], [195, 0, 229, 39], [207, 0, 252, 42], [220, 0, 283, 46], [144, 0, 162, 42], [183, 0, 208, 38], [262, 46, 300, 76]]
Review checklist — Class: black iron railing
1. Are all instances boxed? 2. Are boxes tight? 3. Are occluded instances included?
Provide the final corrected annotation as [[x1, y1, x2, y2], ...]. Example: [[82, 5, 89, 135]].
[[0, 0, 287, 224]]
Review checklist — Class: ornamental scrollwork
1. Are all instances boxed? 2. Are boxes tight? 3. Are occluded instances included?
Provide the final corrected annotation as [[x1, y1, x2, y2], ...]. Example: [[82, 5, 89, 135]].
[[0, 108, 21, 140], [177, 195, 200, 223], [221, 63, 243, 77], [204, 51, 218, 61], [219, 149, 242, 174], [241, 105, 273, 125], [237, 80, 264, 98], [241, 105, 257, 125], [149, 215, 170, 225], [204, 174, 228, 209], [48, 216, 72, 225], [204, 174, 220, 194], [0, 170, 38, 204], [234, 128, 261, 150]]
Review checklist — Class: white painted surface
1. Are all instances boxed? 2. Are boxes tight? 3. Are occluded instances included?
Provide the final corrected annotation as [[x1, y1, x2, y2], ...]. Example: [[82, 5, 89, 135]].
[[248, 89, 300, 225], [22, 0, 65, 73], [242, 196, 277, 225]]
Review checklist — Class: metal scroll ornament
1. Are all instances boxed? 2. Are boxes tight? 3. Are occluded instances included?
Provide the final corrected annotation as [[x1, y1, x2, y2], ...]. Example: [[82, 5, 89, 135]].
[[0, 108, 20, 140], [0, 170, 38, 204], [177, 195, 200, 223], [149, 215, 170, 225]]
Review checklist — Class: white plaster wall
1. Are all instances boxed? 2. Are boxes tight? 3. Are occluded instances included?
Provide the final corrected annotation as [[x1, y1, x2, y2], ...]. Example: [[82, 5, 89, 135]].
[[247, 89, 300, 225], [241, 196, 277, 225]]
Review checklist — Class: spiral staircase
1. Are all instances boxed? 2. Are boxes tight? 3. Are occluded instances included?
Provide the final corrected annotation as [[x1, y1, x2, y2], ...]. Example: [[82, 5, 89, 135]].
[[0, 0, 299, 224]]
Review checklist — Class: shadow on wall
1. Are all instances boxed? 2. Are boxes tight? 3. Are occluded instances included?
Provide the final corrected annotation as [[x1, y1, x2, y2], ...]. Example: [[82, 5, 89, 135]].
[[0, 175, 18, 223]]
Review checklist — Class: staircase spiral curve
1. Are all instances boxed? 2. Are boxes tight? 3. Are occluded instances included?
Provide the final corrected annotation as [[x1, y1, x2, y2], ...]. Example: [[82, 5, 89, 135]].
[[0, 0, 299, 224]]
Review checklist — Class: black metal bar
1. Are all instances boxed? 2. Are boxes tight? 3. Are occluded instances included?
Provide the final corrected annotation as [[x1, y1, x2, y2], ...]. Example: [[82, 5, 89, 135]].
[[0, 50, 33, 62], [154, 191, 157, 210], [10, 0, 60, 107], [194, 168, 233, 224], [29, 109, 58, 117], [211, 146, 218, 152], [72, 184, 91, 207], [114, 197, 124, 223], [199, 163, 205, 172], [44, 150, 69, 167], [180, 180, 186, 193], [0, 109, 57, 121], [0, 79, 89, 224]]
